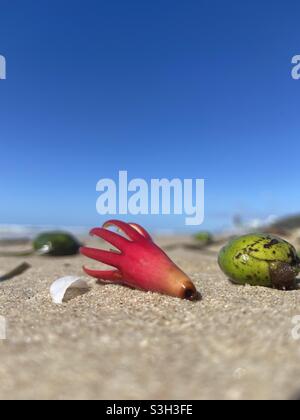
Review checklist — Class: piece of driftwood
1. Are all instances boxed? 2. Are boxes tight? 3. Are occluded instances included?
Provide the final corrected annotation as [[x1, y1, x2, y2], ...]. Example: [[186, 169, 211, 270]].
[[0, 262, 31, 282]]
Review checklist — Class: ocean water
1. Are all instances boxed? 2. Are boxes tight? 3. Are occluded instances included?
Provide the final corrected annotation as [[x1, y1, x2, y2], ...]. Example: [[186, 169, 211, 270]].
[[0, 215, 277, 241], [0, 224, 89, 240], [0, 224, 188, 240]]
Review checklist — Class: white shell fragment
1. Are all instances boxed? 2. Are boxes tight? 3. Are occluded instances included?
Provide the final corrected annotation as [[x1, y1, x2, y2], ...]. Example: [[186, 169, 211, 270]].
[[50, 276, 90, 304]]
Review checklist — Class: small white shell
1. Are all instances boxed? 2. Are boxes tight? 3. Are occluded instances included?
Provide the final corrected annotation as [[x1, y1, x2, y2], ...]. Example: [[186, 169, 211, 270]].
[[50, 276, 90, 304]]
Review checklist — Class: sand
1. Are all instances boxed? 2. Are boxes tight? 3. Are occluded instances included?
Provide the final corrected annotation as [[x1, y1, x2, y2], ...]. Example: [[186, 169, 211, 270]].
[[1, 236, 300, 400]]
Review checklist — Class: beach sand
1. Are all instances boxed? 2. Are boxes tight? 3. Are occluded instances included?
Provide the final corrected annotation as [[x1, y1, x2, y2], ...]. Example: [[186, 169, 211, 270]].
[[1, 236, 300, 400]]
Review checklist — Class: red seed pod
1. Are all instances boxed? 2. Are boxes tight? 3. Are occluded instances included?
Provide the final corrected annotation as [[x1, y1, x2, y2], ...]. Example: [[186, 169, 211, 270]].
[[81, 220, 199, 301]]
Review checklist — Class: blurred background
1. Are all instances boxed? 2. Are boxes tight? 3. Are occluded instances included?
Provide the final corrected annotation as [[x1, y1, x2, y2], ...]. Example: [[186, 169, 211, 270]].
[[1, 0, 300, 238]]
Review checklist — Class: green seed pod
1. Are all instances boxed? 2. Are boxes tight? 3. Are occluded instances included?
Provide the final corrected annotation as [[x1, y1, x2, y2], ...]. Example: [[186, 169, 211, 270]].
[[33, 232, 81, 256], [194, 231, 213, 244], [218, 233, 300, 289]]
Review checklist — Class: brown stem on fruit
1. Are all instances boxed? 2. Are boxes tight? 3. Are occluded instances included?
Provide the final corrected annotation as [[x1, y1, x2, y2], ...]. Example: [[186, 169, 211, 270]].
[[269, 262, 297, 290]]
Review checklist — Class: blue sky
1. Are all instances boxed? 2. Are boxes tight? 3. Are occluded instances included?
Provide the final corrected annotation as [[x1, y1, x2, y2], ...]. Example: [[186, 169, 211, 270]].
[[0, 0, 300, 232]]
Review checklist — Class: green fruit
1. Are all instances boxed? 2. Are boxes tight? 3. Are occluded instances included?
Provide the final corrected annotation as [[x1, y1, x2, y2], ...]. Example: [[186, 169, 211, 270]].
[[194, 231, 213, 244], [218, 233, 300, 289], [33, 232, 81, 256]]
